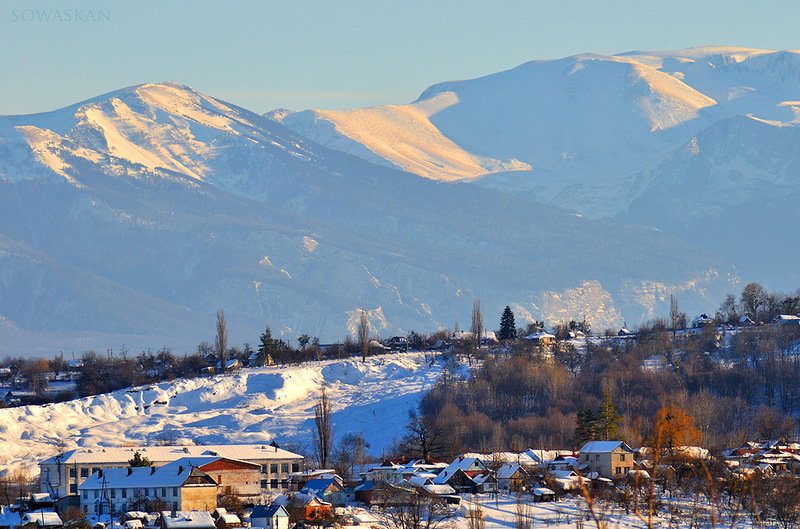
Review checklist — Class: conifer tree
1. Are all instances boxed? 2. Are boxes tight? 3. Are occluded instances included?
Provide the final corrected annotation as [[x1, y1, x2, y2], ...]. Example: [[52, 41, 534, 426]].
[[597, 388, 621, 440], [498, 306, 517, 341]]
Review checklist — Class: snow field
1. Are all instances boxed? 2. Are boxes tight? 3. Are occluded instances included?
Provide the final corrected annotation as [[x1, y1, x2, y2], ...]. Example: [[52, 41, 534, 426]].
[[0, 353, 442, 478]]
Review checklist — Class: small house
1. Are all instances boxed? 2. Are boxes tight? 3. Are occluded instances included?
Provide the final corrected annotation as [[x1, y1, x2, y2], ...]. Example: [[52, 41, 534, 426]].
[[249, 505, 288, 529]]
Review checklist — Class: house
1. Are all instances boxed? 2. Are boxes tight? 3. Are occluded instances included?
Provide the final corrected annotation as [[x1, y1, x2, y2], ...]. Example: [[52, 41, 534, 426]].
[[384, 336, 408, 352], [181, 457, 263, 499], [213, 513, 241, 529], [775, 315, 800, 327], [578, 441, 635, 480], [690, 314, 714, 329], [298, 478, 342, 502], [159, 511, 216, 529], [524, 332, 555, 346], [249, 505, 288, 529], [300, 497, 331, 523], [532, 487, 556, 502], [497, 463, 529, 492], [19, 512, 63, 529], [354, 481, 416, 507], [78, 463, 217, 514]]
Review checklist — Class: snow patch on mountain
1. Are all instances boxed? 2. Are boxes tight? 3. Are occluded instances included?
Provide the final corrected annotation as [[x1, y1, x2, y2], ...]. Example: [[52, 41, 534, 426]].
[[277, 92, 529, 182]]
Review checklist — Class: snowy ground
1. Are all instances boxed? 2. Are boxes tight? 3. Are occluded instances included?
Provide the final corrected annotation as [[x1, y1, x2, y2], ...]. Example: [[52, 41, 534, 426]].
[[448, 493, 755, 529], [0, 352, 442, 477]]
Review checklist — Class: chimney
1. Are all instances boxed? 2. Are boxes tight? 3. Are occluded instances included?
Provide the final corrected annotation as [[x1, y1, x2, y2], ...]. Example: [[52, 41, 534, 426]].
[[178, 466, 183, 475], [150, 466, 156, 475], [98, 469, 103, 478], [127, 468, 132, 476]]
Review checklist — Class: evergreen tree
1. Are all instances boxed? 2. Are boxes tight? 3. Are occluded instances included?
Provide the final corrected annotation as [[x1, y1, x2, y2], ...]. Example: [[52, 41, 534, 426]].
[[597, 388, 621, 440], [128, 451, 152, 467], [257, 326, 276, 366], [498, 306, 517, 341], [574, 408, 598, 447]]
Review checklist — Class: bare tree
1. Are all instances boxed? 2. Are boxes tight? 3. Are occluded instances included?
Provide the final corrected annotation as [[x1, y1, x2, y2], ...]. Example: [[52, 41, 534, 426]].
[[216, 309, 228, 373], [332, 431, 367, 480], [381, 493, 453, 529], [359, 310, 370, 362], [314, 388, 333, 468], [670, 294, 679, 344]]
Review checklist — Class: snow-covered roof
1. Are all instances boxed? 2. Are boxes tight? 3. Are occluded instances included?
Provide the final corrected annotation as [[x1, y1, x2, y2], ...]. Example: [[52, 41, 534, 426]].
[[31, 493, 53, 502], [251, 505, 288, 519], [217, 514, 240, 525], [497, 463, 524, 480], [80, 461, 210, 490], [160, 511, 215, 529], [422, 483, 455, 496], [579, 441, 633, 454], [42, 444, 301, 466], [21, 512, 63, 527], [300, 478, 340, 498], [433, 457, 487, 485]]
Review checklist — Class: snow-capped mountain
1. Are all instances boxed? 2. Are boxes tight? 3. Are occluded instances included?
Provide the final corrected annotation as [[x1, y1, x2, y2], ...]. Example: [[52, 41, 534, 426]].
[[274, 46, 800, 289], [0, 81, 735, 354]]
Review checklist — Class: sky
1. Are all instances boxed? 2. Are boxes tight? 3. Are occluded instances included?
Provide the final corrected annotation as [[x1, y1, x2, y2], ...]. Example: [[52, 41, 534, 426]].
[[1, 0, 799, 116]]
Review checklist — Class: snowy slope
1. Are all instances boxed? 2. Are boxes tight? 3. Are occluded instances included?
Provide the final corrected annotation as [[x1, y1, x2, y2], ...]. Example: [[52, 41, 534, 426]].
[[275, 47, 800, 219], [0, 353, 441, 477]]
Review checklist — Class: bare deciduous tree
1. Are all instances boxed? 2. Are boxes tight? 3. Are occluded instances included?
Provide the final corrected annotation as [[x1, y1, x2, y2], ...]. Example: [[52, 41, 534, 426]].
[[314, 388, 333, 468], [359, 310, 370, 362], [216, 309, 228, 373], [471, 299, 483, 348]]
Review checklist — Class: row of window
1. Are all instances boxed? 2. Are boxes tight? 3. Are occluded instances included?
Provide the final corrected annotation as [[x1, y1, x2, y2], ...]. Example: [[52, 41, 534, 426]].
[[85, 502, 178, 514], [82, 487, 179, 500], [69, 467, 101, 479], [260, 479, 289, 489], [259, 462, 299, 475]]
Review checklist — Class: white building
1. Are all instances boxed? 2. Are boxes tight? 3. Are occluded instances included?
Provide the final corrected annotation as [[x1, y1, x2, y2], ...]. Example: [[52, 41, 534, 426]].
[[40, 444, 303, 499]]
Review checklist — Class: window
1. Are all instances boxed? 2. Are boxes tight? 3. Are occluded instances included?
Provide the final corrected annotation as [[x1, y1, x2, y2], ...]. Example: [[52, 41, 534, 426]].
[[93, 490, 99, 499], [173, 487, 178, 496], [161, 488, 166, 497], [261, 465, 268, 473], [270, 479, 278, 489], [218, 475, 222, 484], [292, 463, 300, 473], [70, 484, 77, 495], [82, 491, 88, 500], [69, 468, 76, 478], [261, 480, 269, 489], [281, 463, 289, 474], [615, 467, 622, 475], [110, 489, 116, 499], [620, 454, 626, 461], [270, 464, 278, 474], [122, 489, 127, 498], [80, 468, 89, 478], [92, 468, 100, 475], [281, 479, 288, 488]]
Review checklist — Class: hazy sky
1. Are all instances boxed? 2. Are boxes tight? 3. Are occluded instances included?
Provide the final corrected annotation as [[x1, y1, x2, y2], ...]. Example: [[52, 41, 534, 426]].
[[1, 0, 798, 115]]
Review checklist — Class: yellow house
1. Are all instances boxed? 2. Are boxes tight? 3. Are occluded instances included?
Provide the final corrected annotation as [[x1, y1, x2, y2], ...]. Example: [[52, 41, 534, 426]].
[[578, 441, 634, 480]]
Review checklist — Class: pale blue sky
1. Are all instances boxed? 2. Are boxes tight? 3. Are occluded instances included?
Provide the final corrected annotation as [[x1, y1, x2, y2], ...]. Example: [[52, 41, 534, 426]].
[[1, 0, 798, 115]]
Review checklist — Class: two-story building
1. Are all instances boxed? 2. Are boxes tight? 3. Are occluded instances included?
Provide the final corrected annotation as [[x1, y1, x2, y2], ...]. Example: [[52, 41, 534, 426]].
[[578, 441, 634, 480], [78, 461, 217, 515], [40, 444, 303, 500]]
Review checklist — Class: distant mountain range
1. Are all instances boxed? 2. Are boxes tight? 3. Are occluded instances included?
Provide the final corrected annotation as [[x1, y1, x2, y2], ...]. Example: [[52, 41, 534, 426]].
[[5, 46, 798, 355]]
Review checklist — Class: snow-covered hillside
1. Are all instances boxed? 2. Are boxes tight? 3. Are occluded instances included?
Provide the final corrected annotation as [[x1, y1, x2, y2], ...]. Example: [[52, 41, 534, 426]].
[[0, 81, 737, 354], [0, 353, 441, 477], [274, 46, 800, 290]]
